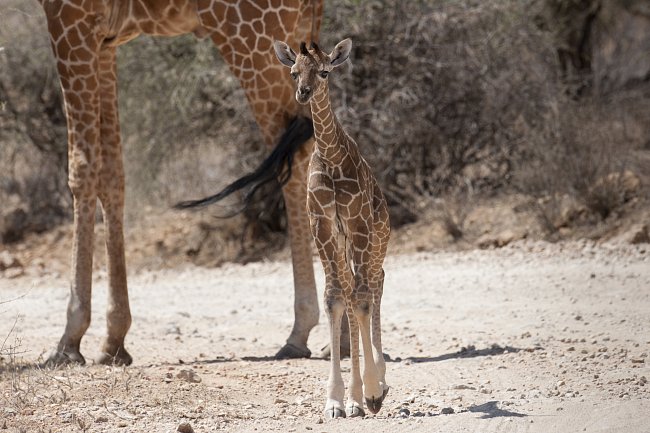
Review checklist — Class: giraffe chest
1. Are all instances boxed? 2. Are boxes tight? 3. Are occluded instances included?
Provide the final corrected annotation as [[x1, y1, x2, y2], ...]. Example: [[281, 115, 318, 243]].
[[308, 156, 372, 224]]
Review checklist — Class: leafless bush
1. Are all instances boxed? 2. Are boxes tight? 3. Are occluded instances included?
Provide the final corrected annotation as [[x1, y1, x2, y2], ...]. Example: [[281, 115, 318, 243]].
[[1, 0, 646, 246], [0, 1, 70, 242], [116, 35, 265, 214], [323, 0, 560, 224]]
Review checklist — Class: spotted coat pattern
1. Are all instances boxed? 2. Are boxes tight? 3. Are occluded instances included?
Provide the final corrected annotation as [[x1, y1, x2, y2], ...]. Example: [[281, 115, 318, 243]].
[[274, 39, 390, 418], [38, 0, 323, 366]]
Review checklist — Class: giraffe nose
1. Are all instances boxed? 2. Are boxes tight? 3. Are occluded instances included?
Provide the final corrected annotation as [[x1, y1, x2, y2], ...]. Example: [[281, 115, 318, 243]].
[[298, 86, 311, 96]]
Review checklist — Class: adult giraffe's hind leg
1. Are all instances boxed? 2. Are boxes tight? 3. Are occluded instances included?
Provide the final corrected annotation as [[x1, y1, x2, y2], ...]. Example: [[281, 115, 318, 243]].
[[96, 46, 132, 366], [275, 141, 319, 359], [198, 1, 329, 359]]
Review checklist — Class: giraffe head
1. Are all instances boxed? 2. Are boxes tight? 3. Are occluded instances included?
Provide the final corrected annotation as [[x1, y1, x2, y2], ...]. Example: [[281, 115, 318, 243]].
[[273, 39, 352, 105]]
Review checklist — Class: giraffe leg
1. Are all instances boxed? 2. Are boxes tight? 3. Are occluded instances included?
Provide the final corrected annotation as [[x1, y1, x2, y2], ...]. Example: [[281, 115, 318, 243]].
[[370, 202, 391, 398], [370, 269, 389, 401], [95, 47, 132, 366], [319, 313, 351, 359], [275, 142, 318, 359], [47, 192, 96, 367], [345, 305, 364, 417], [200, 17, 319, 358], [352, 290, 385, 414], [334, 247, 363, 416], [350, 232, 385, 414], [323, 296, 346, 419], [44, 17, 104, 367]]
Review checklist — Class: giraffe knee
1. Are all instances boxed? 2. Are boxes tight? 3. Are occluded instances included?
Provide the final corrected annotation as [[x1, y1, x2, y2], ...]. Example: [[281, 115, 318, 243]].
[[324, 297, 345, 317]]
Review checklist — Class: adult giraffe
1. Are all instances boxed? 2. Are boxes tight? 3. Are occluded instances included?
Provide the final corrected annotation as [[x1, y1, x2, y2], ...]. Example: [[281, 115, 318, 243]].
[[39, 0, 324, 366]]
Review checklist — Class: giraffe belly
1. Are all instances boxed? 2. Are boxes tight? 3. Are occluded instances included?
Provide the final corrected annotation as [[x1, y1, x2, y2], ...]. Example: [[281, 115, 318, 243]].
[[105, 0, 204, 44]]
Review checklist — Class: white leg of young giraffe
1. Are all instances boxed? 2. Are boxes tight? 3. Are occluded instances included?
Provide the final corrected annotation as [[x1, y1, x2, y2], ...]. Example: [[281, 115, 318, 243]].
[[96, 46, 132, 366], [345, 303, 364, 417], [318, 240, 347, 419], [370, 269, 388, 398], [45, 17, 104, 366], [332, 246, 363, 417], [324, 296, 346, 419], [351, 231, 385, 414]]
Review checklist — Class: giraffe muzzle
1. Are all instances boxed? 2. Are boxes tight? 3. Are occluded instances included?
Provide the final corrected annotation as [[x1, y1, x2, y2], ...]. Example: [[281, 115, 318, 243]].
[[296, 86, 312, 104]]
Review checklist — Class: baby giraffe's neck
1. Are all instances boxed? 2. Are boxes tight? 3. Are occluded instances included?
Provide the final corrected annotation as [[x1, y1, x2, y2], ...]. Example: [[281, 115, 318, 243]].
[[309, 85, 349, 166]]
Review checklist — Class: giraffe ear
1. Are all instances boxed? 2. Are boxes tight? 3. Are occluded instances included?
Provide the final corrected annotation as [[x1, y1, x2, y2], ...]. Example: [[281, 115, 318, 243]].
[[329, 38, 352, 68], [273, 41, 297, 67]]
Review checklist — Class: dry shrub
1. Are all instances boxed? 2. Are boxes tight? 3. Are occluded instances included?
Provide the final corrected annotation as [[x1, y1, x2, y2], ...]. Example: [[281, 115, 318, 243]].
[[323, 0, 559, 225], [1, 0, 646, 247], [0, 1, 70, 242], [115, 35, 265, 214]]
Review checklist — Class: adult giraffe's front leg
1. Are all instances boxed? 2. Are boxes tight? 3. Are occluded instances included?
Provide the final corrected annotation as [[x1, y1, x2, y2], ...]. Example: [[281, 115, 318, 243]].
[[44, 12, 104, 367], [96, 46, 132, 366]]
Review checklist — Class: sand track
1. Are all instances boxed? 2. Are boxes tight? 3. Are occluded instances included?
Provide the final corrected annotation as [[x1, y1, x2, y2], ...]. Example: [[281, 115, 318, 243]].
[[1, 240, 649, 432]]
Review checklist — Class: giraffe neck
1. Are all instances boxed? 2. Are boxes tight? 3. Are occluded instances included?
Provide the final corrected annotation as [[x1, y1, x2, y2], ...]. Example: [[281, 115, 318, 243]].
[[309, 85, 349, 166]]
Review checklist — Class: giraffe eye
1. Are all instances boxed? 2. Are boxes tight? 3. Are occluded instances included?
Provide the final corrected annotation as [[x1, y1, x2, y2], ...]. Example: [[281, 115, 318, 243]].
[[319, 70, 329, 78], [290, 72, 298, 80]]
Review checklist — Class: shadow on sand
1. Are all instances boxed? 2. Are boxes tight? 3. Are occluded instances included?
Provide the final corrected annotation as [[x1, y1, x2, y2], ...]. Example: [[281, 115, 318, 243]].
[[399, 343, 536, 363], [468, 401, 527, 418]]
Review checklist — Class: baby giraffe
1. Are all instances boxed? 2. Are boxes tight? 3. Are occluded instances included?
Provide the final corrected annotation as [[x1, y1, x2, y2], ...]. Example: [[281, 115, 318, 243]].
[[274, 39, 391, 419]]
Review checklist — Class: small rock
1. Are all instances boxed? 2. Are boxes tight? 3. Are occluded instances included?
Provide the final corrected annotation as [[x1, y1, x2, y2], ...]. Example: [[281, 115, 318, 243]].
[[452, 384, 475, 390], [177, 422, 194, 433], [441, 407, 455, 415], [295, 396, 312, 406], [3, 267, 24, 279], [176, 369, 201, 383], [165, 324, 182, 335], [398, 408, 410, 418], [95, 416, 108, 423], [477, 229, 525, 249], [412, 411, 426, 417]]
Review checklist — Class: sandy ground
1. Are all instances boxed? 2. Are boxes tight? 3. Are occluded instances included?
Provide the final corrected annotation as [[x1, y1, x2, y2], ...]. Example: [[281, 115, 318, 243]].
[[1, 240, 649, 432]]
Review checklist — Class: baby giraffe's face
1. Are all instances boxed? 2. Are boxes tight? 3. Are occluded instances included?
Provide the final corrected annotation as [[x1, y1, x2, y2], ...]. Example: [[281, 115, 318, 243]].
[[274, 39, 352, 105]]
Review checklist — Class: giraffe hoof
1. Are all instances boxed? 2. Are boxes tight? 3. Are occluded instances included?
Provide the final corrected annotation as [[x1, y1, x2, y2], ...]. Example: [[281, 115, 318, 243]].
[[365, 387, 389, 414], [346, 404, 365, 418], [319, 343, 351, 360], [324, 407, 346, 420], [44, 349, 86, 368], [98, 345, 133, 366], [275, 343, 311, 360]]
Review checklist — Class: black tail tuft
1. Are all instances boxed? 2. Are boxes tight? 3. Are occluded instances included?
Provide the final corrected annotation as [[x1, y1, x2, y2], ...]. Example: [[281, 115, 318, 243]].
[[174, 116, 313, 215]]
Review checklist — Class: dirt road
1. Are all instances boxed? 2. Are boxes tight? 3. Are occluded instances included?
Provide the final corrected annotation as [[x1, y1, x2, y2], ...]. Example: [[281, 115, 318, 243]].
[[1, 240, 649, 432]]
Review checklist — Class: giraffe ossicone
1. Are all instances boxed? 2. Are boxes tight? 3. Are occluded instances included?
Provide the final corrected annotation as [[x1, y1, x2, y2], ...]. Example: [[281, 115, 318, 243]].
[[38, 0, 324, 367], [274, 38, 392, 418]]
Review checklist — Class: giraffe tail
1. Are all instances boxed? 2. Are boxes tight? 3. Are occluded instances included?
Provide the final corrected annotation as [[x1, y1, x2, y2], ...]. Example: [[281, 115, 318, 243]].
[[173, 116, 313, 214]]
